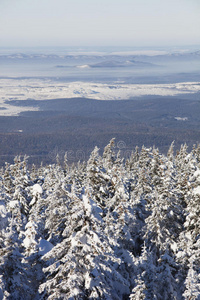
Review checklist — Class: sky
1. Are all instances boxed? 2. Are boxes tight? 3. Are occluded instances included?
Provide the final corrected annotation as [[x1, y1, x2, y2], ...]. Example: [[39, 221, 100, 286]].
[[0, 0, 200, 48]]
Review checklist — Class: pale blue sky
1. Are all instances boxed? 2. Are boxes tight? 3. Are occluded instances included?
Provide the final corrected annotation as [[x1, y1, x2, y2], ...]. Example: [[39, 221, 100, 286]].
[[0, 0, 200, 47]]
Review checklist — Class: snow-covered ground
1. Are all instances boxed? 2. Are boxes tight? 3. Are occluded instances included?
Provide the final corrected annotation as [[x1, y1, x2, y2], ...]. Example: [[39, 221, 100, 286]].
[[0, 78, 200, 116]]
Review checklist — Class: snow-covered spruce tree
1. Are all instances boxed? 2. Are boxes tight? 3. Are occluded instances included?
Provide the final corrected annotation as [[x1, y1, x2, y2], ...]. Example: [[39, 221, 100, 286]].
[[103, 170, 133, 248], [22, 215, 38, 257], [127, 147, 154, 257], [130, 146, 153, 205], [37, 156, 85, 245], [100, 140, 135, 253], [143, 144, 185, 252], [86, 141, 137, 290], [87, 140, 135, 248], [67, 160, 87, 195], [42, 161, 65, 197], [0, 217, 33, 299], [125, 146, 140, 176], [21, 213, 46, 299], [101, 139, 129, 214], [125, 146, 140, 202], [1, 156, 39, 298], [183, 257, 200, 299], [167, 141, 175, 161], [3, 156, 32, 235], [149, 147, 165, 188], [102, 138, 116, 170], [138, 146, 185, 298], [30, 163, 38, 182], [131, 245, 179, 300], [156, 250, 179, 300], [39, 188, 130, 299], [184, 189, 200, 243], [43, 182, 70, 244], [143, 185, 183, 255], [102, 161, 137, 291], [191, 143, 200, 163], [130, 244, 158, 300], [129, 276, 146, 300], [174, 144, 193, 206], [27, 182, 47, 245], [31, 161, 67, 242], [95, 138, 124, 209], [10, 155, 31, 189], [0, 198, 8, 298], [2, 162, 14, 196], [85, 146, 109, 210], [176, 174, 200, 297]]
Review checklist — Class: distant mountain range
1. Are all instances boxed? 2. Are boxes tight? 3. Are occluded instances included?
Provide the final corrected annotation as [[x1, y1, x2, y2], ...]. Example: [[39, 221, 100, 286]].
[[1, 51, 199, 73], [0, 50, 199, 61]]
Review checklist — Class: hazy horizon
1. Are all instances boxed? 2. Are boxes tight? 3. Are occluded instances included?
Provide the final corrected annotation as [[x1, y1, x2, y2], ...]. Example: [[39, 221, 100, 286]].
[[0, 0, 200, 48]]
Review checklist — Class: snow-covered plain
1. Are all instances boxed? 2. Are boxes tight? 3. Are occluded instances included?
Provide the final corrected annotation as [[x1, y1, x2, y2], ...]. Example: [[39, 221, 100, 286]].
[[0, 78, 200, 116]]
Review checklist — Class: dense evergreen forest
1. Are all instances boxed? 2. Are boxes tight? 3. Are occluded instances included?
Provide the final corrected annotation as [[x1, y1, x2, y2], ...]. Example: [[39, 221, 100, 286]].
[[1, 95, 200, 166], [1, 139, 200, 299]]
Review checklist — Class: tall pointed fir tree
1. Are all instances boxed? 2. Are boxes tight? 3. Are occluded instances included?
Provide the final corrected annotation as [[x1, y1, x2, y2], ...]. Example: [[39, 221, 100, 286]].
[[85, 146, 108, 210]]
